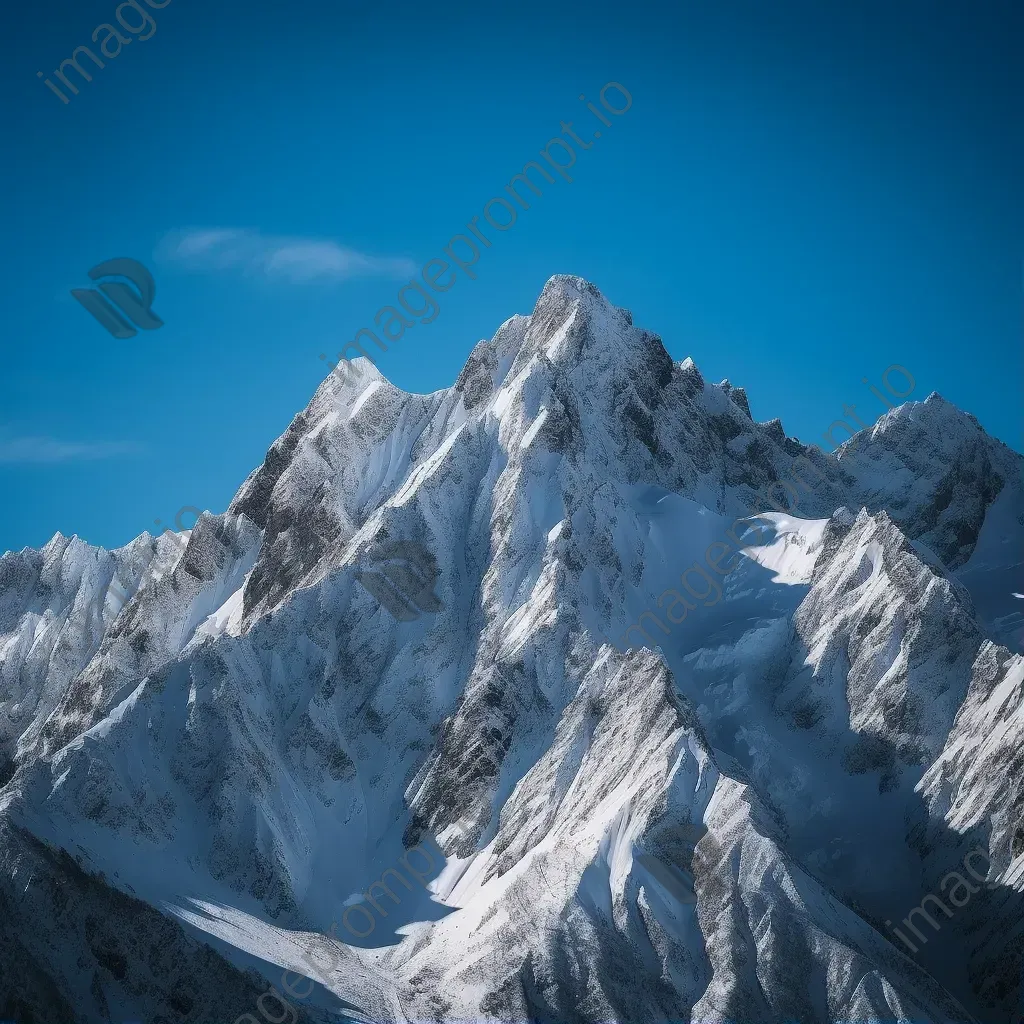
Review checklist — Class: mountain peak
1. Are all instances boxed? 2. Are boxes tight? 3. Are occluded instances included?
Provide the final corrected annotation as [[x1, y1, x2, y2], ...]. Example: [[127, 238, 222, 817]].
[[520, 274, 643, 366], [537, 273, 618, 309]]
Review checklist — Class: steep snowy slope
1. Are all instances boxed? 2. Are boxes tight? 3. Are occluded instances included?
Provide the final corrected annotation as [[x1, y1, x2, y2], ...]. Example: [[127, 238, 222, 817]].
[[0, 275, 1020, 1023], [388, 646, 970, 1024], [914, 643, 1024, 1021]]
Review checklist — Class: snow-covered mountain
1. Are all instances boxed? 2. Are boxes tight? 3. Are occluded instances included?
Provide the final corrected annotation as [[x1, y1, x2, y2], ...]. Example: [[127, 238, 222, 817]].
[[1, 275, 1021, 1023]]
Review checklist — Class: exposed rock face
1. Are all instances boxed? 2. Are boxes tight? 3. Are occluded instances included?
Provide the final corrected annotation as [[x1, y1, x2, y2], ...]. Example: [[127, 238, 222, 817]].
[[1, 275, 1021, 1022]]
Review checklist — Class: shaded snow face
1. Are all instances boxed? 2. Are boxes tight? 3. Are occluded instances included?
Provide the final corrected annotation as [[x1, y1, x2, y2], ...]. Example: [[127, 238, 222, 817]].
[[618, 502, 827, 651], [352, 539, 443, 622], [1, 274, 1021, 1024]]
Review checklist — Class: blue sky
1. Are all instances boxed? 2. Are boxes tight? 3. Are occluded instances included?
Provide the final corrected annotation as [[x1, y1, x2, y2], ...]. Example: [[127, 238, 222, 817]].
[[1, 0, 1020, 553]]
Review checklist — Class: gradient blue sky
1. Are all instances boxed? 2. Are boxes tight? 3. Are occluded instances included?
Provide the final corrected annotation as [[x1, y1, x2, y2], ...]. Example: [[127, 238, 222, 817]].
[[1, 0, 1021, 553]]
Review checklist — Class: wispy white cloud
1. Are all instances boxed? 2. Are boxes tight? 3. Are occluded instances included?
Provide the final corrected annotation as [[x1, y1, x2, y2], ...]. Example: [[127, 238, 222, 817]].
[[0, 437, 143, 464], [156, 228, 418, 282]]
